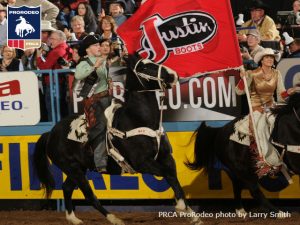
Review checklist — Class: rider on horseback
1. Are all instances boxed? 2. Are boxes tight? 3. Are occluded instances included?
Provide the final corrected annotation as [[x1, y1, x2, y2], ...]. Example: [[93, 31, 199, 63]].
[[75, 34, 112, 173], [236, 48, 297, 170]]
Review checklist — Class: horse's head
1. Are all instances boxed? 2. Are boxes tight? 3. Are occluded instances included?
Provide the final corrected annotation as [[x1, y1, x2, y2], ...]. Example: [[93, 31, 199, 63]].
[[126, 53, 178, 91]]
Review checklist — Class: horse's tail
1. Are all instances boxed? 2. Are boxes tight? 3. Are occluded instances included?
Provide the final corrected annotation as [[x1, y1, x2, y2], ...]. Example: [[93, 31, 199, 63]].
[[33, 132, 55, 198], [185, 122, 220, 173]]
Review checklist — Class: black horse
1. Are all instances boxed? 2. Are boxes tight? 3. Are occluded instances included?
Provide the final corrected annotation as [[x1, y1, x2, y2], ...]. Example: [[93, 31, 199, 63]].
[[187, 92, 300, 216], [34, 55, 202, 225]]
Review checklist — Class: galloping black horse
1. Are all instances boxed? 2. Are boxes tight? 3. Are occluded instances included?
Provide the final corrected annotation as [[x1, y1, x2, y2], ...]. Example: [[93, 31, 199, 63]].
[[34, 55, 202, 225], [187, 92, 300, 216]]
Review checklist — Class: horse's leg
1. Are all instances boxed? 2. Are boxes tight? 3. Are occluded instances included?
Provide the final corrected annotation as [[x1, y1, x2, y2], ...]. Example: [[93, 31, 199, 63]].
[[141, 157, 203, 225], [74, 172, 125, 225], [62, 177, 83, 225], [232, 178, 247, 217], [248, 184, 279, 212]]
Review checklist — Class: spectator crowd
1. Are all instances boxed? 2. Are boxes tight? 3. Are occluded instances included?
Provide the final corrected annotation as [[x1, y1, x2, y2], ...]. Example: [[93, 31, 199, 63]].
[[0, 0, 299, 122]]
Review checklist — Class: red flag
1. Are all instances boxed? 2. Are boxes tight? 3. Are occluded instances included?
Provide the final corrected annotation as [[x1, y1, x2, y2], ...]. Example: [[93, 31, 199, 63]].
[[117, 0, 242, 78]]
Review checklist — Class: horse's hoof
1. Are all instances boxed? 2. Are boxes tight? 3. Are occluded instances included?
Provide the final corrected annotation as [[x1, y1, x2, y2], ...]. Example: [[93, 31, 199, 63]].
[[107, 214, 125, 225], [193, 220, 204, 225], [66, 211, 83, 225], [275, 210, 290, 219], [235, 208, 248, 218]]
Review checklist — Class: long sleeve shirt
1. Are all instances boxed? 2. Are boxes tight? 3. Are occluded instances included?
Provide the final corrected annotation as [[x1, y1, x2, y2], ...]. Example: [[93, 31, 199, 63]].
[[37, 42, 70, 70], [239, 16, 280, 41], [75, 56, 108, 94], [236, 68, 287, 108], [15, 0, 59, 28]]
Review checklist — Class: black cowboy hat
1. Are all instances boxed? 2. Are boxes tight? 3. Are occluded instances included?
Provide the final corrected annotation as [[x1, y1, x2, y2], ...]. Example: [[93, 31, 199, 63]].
[[249, 0, 269, 11], [78, 34, 101, 57], [107, 0, 126, 11]]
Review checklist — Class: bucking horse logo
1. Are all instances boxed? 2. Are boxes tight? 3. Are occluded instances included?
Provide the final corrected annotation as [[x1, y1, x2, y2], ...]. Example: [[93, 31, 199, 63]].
[[7, 6, 41, 50], [15, 16, 35, 38]]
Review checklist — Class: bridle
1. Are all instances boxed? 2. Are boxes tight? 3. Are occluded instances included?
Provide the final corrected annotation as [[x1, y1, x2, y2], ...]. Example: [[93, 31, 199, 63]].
[[106, 59, 178, 168], [133, 59, 169, 91]]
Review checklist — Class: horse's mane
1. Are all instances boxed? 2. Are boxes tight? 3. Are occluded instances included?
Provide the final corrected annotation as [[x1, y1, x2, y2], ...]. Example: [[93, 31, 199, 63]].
[[271, 92, 300, 142], [271, 92, 300, 117]]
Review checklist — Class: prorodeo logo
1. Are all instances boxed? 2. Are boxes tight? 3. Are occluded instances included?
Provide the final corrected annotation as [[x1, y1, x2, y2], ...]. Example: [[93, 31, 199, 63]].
[[7, 6, 41, 50], [138, 11, 218, 63]]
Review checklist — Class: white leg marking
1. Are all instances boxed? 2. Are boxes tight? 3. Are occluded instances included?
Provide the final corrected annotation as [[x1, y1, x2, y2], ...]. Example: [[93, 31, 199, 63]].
[[107, 214, 125, 225], [65, 211, 83, 225], [175, 199, 186, 211], [235, 208, 248, 218], [276, 210, 290, 219], [175, 199, 203, 225]]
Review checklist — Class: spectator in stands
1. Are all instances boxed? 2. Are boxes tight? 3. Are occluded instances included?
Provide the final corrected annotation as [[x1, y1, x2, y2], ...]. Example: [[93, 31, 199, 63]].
[[68, 15, 88, 41], [57, 5, 75, 30], [15, 0, 59, 29], [0, 45, 24, 71], [99, 38, 119, 67], [37, 30, 72, 121], [97, 16, 118, 41], [0, 4, 7, 49], [21, 48, 37, 70], [107, 0, 127, 26], [41, 20, 56, 43], [89, 0, 101, 18], [238, 0, 280, 42], [241, 29, 264, 70], [76, 2, 98, 33], [287, 38, 300, 57], [69, 45, 80, 68], [107, 0, 136, 15], [293, 0, 300, 19]]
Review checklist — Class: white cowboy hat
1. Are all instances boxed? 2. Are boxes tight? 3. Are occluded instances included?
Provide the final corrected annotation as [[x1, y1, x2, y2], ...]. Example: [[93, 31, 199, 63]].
[[41, 20, 56, 32], [254, 48, 280, 64], [0, 4, 7, 11], [282, 32, 294, 46]]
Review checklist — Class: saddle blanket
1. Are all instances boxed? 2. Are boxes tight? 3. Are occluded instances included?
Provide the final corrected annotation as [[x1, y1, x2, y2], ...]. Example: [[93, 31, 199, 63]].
[[67, 114, 88, 143], [229, 115, 251, 146]]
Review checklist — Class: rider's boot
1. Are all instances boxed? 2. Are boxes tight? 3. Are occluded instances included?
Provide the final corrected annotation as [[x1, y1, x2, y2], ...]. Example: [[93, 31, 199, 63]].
[[93, 139, 108, 174]]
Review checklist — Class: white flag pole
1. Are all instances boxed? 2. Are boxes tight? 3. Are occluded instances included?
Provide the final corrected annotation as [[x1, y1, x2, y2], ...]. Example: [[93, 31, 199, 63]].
[[241, 68, 263, 157]]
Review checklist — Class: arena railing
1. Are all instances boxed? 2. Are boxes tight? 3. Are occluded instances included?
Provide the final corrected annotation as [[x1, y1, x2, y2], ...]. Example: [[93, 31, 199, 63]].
[[0, 69, 74, 136]]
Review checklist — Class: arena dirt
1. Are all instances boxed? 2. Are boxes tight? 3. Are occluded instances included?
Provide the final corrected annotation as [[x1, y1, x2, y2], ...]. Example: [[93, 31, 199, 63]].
[[0, 211, 299, 225]]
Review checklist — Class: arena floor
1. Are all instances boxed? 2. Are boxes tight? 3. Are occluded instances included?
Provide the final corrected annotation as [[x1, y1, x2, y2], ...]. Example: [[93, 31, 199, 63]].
[[0, 211, 299, 225]]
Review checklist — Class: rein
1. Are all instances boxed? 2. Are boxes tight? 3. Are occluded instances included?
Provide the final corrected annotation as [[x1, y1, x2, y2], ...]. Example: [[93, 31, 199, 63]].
[[107, 59, 172, 165], [133, 59, 166, 90], [293, 107, 300, 122]]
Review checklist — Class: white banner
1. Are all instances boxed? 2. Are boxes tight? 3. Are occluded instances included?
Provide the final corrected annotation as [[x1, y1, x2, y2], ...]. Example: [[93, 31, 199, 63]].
[[0, 72, 40, 126]]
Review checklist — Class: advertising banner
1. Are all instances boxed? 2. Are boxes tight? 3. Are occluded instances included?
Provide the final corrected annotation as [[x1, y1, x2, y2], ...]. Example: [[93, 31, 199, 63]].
[[7, 6, 41, 50], [1, 134, 300, 199], [71, 69, 242, 121], [0, 72, 40, 126]]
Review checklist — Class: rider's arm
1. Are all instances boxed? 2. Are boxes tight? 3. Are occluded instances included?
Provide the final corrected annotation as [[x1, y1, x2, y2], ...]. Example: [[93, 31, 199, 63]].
[[75, 58, 106, 80], [235, 70, 253, 95]]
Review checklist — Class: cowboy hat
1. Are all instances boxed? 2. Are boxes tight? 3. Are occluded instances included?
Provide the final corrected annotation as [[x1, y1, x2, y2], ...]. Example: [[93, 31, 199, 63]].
[[247, 29, 261, 40], [249, 0, 269, 11], [254, 48, 280, 63], [0, 4, 6, 11], [282, 32, 294, 46], [41, 20, 56, 32], [78, 34, 101, 57], [108, 0, 126, 11]]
